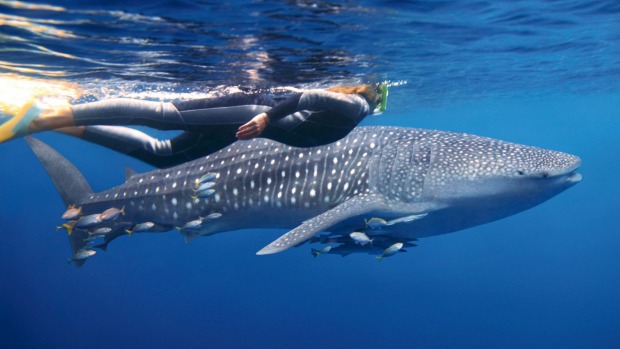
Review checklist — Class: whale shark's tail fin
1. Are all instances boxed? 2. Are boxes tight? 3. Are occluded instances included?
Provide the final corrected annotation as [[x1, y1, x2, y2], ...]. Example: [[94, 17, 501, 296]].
[[25, 137, 93, 206], [25, 137, 94, 267]]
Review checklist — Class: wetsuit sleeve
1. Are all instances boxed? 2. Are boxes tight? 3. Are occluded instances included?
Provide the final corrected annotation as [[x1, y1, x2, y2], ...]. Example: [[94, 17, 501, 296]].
[[265, 93, 302, 122]]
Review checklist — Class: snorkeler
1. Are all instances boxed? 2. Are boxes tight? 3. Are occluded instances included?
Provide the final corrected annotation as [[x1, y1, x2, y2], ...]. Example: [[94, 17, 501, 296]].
[[0, 85, 388, 168]]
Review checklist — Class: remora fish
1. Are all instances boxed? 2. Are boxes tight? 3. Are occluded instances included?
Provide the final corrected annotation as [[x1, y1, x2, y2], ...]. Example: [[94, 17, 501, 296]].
[[67, 249, 96, 264], [24, 126, 581, 266], [377, 242, 404, 261], [350, 232, 373, 246]]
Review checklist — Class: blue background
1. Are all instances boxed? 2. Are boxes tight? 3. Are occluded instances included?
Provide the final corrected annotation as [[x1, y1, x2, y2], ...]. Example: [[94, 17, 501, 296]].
[[1, 1, 619, 348]]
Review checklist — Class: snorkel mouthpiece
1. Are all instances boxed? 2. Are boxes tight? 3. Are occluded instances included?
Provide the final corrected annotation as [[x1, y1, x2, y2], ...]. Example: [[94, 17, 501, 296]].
[[378, 84, 388, 112]]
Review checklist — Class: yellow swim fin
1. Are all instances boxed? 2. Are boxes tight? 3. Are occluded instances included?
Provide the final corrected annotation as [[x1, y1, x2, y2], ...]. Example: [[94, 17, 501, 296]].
[[0, 101, 44, 143]]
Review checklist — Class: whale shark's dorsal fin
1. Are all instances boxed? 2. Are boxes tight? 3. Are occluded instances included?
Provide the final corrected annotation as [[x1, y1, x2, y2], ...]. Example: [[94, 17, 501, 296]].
[[125, 166, 138, 181], [257, 195, 391, 255]]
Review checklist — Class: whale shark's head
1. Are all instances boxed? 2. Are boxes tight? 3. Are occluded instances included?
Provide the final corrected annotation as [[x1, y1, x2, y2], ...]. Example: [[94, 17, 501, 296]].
[[423, 134, 581, 214]]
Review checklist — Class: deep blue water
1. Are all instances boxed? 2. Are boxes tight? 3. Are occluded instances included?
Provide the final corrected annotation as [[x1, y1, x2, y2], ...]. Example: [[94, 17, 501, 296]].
[[1, 1, 619, 348]]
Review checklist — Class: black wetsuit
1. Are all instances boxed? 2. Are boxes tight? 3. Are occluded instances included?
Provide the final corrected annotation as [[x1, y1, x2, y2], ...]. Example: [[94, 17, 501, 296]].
[[72, 90, 374, 168]]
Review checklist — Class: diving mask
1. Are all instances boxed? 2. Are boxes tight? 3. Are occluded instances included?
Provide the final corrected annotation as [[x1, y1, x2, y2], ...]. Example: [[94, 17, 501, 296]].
[[374, 84, 388, 114]]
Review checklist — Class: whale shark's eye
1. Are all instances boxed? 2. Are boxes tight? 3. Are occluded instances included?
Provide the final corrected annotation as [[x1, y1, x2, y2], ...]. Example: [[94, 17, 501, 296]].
[[542, 172, 550, 178], [517, 170, 525, 176]]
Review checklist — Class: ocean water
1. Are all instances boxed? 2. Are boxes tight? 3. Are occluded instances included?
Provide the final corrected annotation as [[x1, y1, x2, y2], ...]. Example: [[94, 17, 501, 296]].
[[0, 1, 619, 348]]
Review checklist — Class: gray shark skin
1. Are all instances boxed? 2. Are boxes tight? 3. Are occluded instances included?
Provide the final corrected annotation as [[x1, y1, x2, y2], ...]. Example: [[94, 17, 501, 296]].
[[25, 126, 581, 266]]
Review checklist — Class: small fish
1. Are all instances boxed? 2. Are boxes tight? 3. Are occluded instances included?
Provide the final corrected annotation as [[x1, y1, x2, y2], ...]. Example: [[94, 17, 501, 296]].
[[56, 221, 76, 235], [365, 217, 388, 229], [196, 188, 215, 197], [199, 172, 217, 183], [350, 232, 373, 246], [194, 173, 217, 189], [191, 189, 215, 201], [126, 222, 155, 235], [61, 206, 82, 220], [376, 242, 404, 261], [89, 227, 112, 236], [194, 181, 215, 192], [98, 206, 125, 221], [67, 249, 96, 263], [311, 245, 332, 257], [177, 219, 203, 231], [74, 214, 103, 229], [204, 212, 222, 220]]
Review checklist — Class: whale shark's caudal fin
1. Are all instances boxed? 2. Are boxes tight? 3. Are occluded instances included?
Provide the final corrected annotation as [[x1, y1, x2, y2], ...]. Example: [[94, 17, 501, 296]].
[[25, 137, 95, 267], [25, 137, 93, 207]]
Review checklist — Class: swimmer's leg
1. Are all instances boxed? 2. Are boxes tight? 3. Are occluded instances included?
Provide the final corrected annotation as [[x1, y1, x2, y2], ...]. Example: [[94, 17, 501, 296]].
[[58, 125, 235, 168], [72, 99, 185, 130], [57, 125, 179, 168], [0, 98, 185, 144], [0, 101, 72, 143]]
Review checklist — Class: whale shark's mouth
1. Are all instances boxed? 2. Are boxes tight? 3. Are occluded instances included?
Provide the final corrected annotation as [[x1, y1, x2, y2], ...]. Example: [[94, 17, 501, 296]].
[[566, 171, 582, 183]]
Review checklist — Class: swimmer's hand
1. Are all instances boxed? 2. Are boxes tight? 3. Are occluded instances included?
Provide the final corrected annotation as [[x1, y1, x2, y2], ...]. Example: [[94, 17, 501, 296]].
[[236, 112, 269, 140]]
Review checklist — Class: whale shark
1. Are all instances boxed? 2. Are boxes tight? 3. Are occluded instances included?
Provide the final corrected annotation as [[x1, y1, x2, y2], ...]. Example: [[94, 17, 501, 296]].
[[24, 126, 581, 266]]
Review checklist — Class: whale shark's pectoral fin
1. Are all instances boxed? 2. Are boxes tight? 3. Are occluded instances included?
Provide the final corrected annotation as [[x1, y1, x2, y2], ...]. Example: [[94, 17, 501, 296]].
[[180, 229, 203, 244], [257, 195, 391, 255]]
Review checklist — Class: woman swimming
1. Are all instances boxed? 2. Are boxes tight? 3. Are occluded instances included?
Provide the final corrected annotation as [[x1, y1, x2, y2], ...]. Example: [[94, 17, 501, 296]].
[[0, 85, 387, 168]]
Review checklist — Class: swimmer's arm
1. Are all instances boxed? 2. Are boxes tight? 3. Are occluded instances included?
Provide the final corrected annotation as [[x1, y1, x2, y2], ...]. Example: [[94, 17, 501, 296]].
[[264, 93, 302, 122], [236, 93, 302, 140]]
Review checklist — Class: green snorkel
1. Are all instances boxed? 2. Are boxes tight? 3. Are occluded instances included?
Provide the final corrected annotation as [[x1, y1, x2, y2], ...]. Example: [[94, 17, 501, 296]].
[[378, 84, 388, 113]]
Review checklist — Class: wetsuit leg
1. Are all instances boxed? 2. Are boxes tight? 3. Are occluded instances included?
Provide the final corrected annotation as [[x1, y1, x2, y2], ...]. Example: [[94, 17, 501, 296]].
[[80, 125, 240, 168], [80, 125, 187, 167], [72, 94, 276, 132], [70, 94, 277, 166], [72, 99, 187, 131]]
